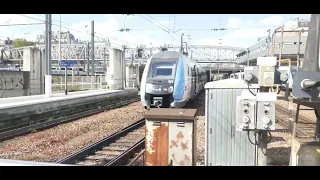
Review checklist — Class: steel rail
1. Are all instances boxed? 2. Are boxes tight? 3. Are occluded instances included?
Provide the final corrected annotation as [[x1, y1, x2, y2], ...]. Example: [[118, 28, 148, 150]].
[[56, 118, 145, 165], [0, 96, 140, 141]]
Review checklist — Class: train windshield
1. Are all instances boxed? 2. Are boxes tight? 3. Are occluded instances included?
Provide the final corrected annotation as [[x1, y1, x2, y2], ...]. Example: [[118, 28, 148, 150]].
[[148, 61, 176, 79]]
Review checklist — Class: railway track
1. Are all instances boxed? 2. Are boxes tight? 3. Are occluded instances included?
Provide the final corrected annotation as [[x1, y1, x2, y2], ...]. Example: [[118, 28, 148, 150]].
[[275, 105, 316, 138], [56, 118, 146, 166], [0, 96, 140, 142]]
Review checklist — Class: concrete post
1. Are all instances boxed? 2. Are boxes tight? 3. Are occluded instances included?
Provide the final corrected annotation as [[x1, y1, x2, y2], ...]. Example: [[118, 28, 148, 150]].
[[107, 48, 123, 90], [126, 65, 134, 88], [23, 47, 43, 95]]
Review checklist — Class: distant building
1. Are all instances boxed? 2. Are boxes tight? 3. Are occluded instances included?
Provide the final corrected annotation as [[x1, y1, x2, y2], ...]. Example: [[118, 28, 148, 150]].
[[36, 31, 81, 44], [283, 18, 309, 37]]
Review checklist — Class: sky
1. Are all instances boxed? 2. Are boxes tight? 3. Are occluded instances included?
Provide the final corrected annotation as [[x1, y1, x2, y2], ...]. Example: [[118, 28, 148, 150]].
[[0, 14, 311, 48]]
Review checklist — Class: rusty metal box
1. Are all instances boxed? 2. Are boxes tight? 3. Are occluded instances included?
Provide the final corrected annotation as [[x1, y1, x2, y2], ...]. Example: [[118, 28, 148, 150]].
[[144, 108, 197, 166], [204, 79, 258, 166]]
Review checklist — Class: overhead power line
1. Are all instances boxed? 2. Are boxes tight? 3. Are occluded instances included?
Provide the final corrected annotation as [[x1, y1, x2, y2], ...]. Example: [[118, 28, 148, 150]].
[[139, 14, 179, 44], [17, 14, 128, 47], [0, 23, 44, 26], [139, 14, 169, 33], [35, 14, 136, 47], [98, 26, 278, 32], [145, 14, 169, 31]]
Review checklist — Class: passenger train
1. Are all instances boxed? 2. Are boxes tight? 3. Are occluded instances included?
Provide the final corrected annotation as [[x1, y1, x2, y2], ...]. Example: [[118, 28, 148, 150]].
[[140, 50, 207, 109], [230, 72, 244, 80]]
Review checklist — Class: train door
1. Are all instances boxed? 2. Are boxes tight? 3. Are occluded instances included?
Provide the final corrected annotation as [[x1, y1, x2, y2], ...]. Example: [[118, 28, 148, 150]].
[[190, 67, 196, 98], [195, 66, 200, 95], [193, 66, 196, 95]]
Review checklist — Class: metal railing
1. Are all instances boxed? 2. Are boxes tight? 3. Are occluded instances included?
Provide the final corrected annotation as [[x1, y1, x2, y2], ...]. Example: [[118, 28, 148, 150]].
[[51, 75, 106, 92]]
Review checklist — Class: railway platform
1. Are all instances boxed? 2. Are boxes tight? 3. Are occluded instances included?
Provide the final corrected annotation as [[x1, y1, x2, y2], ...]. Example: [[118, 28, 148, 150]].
[[0, 88, 138, 109], [0, 88, 140, 139]]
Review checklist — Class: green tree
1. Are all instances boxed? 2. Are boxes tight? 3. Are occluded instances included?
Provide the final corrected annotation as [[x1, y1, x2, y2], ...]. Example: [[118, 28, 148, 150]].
[[12, 38, 34, 48]]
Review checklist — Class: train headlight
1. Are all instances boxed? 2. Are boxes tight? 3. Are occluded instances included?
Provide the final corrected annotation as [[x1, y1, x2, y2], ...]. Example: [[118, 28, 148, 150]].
[[168, 86, 174, 93], [146, 84, 152, 91], [168, 80, 174, 84]]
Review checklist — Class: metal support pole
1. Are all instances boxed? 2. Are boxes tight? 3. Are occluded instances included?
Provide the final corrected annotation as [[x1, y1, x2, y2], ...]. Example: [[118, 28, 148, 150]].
[[87, 42, 90, 76], [267, 29, 271, 56], [45, 14, 52, 75], [103, 47, 106, 71], [257, 132, 268, 166], [257, 87, 270, 166], [246, 48, 250, 66], [58, 14, 67, 95], [59, 15, 61, 70], [121, 47, 125, 89], [65, 63, 68, 95], [217, 50, 220, 80], [209, 59, 212, 81], [91, 20, 95, 75], [45, 14, 52, 97], [180, 33, 184, 53], [131, 53, 134, 66], [91, 20, 95, 89]]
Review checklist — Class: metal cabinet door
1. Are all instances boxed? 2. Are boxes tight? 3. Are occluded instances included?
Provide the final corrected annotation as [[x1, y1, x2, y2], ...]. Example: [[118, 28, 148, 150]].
[[168, 121, 194, 166], [206, 89, 256, 166], [145, 120, 169, 166]]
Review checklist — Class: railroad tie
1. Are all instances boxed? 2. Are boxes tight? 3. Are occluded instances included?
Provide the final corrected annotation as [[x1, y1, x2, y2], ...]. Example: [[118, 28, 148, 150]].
[[95, 150, 123, 156], [103, 146, 128, 151], [110, 142, 133, 147], [76, 161, 99, 166], [117, 139, 138, 143], [86, 155, 116, 160]]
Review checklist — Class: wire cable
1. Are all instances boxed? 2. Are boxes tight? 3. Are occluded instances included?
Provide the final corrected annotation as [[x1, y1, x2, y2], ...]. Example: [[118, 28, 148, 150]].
[[145, 14, 169, 31], [247, 83, 257, 96], [18, 14, 129, 47], [247, 131, 261, 145], [0, 23, 44, 26], [139, 14, 179, 44], [139, 14, 169, 33]]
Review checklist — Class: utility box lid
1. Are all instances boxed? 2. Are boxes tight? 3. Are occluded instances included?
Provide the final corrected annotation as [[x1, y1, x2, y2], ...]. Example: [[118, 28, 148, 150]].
[[144, 108, 197, 121], [205, 79, 259, 89]]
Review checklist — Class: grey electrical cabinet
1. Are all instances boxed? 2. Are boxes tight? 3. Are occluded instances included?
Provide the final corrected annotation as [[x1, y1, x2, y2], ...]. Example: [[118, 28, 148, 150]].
[[205, 79, 258, 166]]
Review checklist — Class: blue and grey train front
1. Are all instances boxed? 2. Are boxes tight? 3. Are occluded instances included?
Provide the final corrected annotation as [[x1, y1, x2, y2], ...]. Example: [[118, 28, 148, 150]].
[[142, 52, 186, 108]]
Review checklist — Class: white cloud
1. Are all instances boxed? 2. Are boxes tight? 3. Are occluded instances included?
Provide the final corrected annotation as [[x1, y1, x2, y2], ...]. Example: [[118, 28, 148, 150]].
[[194, 15, 289, 48], [260, 15, 284, 26], [69, 17, 176, 49], [158, 20, 169, 26], [196, 27, 269, 48], [226, 18, 242, 28], [0, 14, 44, 41], [69, 18, 119, 41], [195, 17, 273, 48]]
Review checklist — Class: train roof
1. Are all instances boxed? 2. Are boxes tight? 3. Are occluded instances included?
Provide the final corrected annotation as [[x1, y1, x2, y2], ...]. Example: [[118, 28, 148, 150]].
[[152, 51, 182, 59]]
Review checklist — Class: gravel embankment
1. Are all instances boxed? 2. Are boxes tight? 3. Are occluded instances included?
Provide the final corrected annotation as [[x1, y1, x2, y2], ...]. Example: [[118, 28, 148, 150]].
[[267, 100, 315, 166], [0, 101, 145, 162], [184, 92, 206, 166]]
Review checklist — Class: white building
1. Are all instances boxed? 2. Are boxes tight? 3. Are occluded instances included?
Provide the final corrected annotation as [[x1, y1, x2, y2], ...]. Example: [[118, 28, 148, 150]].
[[36, 31, 81, 44]]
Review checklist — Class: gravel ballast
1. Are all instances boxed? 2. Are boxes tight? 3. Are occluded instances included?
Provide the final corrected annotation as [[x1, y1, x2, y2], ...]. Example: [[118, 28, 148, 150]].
[[0, 101, 145, 162]]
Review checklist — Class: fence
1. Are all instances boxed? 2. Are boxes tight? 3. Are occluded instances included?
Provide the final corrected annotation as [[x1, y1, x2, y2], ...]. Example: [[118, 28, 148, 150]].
[[52, 75, 106, 93]]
